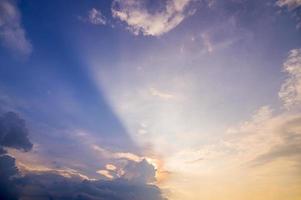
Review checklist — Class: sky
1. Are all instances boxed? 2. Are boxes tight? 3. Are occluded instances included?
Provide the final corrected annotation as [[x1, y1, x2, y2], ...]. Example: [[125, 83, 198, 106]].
[[0, 0, 301, 200]]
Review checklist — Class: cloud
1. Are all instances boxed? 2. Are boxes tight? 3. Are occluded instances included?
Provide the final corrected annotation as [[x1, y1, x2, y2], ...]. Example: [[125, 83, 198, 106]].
[[201, 33, 213, 53], [149, 88, 175, 100], [252, 115, 301, 166], [17, 173, 166, 200], [217, 49, 301, 167], [0, 155, 19, 200], [0, 111, 32, 200], [79, 8, 106, 25], [92, 145, 158, 183], [279, 48, 301, 109], [96, 169, 114, 179], [106, 163, 117, 171], [121, 159, 156, 183], [0, 0, 32, 56], [0, 111, 166, 200], [111, 0, 195, 36], [181, 49, 301, 171], [0, 112, 33, 151], [276, 0, 301, 9], [92, 144, 142, 162]]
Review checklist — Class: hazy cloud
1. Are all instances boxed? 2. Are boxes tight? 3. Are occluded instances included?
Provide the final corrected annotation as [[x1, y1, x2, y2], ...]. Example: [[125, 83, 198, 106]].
[[0, 0, 32, 56], [111, 0, 195, 36]]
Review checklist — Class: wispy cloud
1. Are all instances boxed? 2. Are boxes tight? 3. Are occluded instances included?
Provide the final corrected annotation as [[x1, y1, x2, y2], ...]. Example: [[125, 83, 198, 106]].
[[276, 0, 301, 10], [201, 33, 213, 53], [0, 0, 32, 56], [150, 87, 175, 100], [182, 49, 301, 170], [279, 49, 301, 109], [111, 0, 196, 36], [79, 8, 106, 25]]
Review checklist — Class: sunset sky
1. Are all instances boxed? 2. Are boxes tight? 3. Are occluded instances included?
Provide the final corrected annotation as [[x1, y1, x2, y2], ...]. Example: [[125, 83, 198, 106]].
[[0, 0, 301, 200]]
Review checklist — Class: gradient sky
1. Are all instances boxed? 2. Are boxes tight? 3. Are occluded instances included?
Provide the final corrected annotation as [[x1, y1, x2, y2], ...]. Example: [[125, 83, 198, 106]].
[[0, 0, 301, 200]]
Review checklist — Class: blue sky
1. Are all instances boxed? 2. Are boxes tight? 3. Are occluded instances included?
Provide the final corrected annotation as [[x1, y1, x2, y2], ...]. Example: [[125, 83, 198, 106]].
[[1, 0, 301, 200]]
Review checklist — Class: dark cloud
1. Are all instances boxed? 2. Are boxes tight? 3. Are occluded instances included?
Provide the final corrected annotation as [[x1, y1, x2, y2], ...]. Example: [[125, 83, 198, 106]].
[[0, 155, 19, 200], [0, 112, 33, 151]]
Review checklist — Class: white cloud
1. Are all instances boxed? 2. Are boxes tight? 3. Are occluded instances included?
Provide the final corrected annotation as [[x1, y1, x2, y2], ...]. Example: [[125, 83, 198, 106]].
[[111, 0, 195, 36], [276, 0, 301, 9], [0, 0, 32, 56], [279, 49, 301, 109]]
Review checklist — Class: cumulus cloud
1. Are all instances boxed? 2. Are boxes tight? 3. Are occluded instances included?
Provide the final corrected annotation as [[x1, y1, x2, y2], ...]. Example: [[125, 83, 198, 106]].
[[0, 0, 32, 56], [79, 8, 106, 25], [111, 0, 195, 36], [276, 0, 301, 9], [279, 48, 301, 109]]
